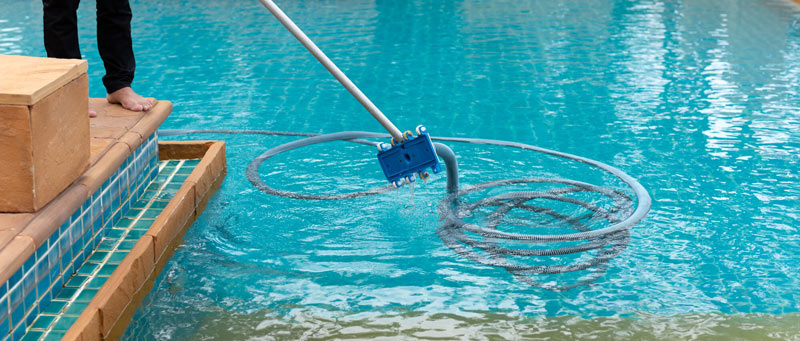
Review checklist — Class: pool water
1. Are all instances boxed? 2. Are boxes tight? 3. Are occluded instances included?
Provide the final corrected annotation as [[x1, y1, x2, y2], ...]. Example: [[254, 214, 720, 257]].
[[3, 0, 800, 338]]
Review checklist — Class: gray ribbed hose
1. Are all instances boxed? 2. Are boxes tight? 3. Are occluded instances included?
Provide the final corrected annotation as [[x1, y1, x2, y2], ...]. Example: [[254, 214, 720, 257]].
[[159, 129, 651, 291]]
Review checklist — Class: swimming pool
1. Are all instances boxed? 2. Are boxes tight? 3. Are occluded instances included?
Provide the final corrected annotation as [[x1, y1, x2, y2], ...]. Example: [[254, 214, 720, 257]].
[[3, 0, 800, 338]]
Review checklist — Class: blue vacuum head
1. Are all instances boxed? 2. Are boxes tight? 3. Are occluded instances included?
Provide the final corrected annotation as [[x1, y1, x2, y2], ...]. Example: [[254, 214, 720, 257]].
[[376, 125, 442, 188]]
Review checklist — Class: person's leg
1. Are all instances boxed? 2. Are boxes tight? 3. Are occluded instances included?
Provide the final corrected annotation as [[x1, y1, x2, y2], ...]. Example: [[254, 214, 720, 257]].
[[43, 0, 81, 59], [43, 0, 96, 116], [96, 0, 152, 111]]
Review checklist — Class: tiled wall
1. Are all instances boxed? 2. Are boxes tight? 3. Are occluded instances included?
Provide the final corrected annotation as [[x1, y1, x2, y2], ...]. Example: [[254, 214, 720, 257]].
[[0, 133, 159, 341], [23, 159, 200, 340]]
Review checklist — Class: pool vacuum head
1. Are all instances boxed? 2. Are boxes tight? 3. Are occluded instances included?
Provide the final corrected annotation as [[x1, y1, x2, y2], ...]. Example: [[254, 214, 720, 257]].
[[376, 125, 442, 188]]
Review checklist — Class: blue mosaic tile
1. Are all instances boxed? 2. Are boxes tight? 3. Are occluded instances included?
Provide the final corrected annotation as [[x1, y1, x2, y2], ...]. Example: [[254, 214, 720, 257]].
[[9, 305, 23, 330], [116, 218, 135, 228], [117, 240, 138, 251], [6, 135, 166, 340], [96, 265, 118, 277], [122, 200, 131, 215], [24, 306, 36, 327], [57, 236, 69, 260], [0, 319, 8, 340], [58, 251, 72, 276], [8, 270, 21, 291], [131, 220, 153, 230], [37, 289, 50, 312], [11, 323, 24, 341], [97, 239, 119, 251], [170, 174, 189, 183], [41, 301, 65, 315], [65, 276, 88, 289], [111, 209, 122, 226], [35, 280, 49, 305], [22, 258, 34, 279], [21, 274, 34, 303], [105, 229, 127, 240], [63, 302, 88, 316], [124, 230, 147, 241], [106, 252, 128, 264], [20, 330, 42, 341], [22, 292, 35, 316], [86, 277, 107, 290], [46, 245, 58, 270], [8, 285, 23, 311], [87, 252, 109, 264], [76, 263, 98, 276], [52, 276, 64, 294], [74, 290, 98, 303], [34, 244, 47, 265], [51, 315, 77, 332], [72, 245, 85, 267], [34, 259, 48, 284], [0, 295, 7, 323], [54, 288, 77, 301], [92, 232, 104, 250]]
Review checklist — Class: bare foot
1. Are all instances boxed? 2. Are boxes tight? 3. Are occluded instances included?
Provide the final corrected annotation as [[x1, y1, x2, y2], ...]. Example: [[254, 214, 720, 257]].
[[89, 103, 97, 118], [106, 87, 153, 111]]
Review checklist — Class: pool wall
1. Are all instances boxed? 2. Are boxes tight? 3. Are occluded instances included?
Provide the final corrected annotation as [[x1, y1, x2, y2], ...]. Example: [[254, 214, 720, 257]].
[[0, 131, 159, 340], [62, 141, 226, 340]]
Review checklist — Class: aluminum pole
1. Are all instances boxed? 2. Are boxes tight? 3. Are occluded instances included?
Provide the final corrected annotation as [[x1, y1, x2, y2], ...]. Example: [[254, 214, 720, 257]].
[[257, 0, 404, 141]]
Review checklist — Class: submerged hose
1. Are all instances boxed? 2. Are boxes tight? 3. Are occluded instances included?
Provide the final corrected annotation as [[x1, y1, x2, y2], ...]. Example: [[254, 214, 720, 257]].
[[160, 129, 651, 291]]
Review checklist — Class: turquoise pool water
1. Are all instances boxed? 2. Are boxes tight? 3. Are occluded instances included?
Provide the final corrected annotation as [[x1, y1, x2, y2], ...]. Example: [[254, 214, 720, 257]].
[[3, 0, 800, 338]]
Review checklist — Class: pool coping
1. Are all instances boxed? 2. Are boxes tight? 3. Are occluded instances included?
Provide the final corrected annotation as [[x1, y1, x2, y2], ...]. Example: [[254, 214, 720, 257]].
[[62, 140, 226, 340]]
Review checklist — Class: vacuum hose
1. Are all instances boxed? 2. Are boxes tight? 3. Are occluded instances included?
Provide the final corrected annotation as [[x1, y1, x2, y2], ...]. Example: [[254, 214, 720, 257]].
[[159, 129, 651, 291]]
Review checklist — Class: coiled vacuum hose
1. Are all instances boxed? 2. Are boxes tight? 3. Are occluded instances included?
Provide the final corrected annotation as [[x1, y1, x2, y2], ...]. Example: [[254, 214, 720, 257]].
[[159, 129, 651, 291]]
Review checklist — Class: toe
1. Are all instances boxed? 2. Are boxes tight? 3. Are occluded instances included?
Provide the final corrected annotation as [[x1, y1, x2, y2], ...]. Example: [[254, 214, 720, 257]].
[[127, 102, 144, 111]]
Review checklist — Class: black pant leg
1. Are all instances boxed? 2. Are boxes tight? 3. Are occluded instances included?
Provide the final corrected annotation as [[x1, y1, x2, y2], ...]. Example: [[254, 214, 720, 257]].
[[43, 0, 82, 59], [96, 0, 135, 93]]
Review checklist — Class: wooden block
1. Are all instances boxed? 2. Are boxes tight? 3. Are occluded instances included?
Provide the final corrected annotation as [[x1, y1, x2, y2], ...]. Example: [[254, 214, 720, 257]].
[[0, 55, 87, 105], [0, 105, 35, 211], [30, 74, 90, 208], [0, 73, 90, 212]]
